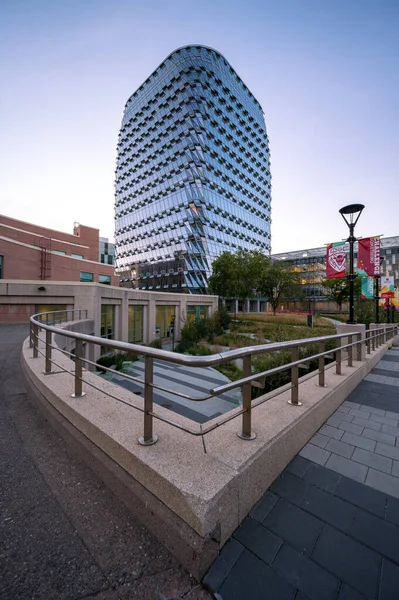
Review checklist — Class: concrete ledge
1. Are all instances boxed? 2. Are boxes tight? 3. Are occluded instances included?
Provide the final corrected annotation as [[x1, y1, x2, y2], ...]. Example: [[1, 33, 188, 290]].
[[21, 330, 398, 578]]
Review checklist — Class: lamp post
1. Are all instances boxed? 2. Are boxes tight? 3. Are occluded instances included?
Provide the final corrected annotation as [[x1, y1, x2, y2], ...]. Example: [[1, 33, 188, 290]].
[[339, 204, 365, 324]]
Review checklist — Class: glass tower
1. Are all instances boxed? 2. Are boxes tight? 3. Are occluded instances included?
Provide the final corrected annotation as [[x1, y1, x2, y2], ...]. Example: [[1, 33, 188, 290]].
[[114, 45, 271, 293]]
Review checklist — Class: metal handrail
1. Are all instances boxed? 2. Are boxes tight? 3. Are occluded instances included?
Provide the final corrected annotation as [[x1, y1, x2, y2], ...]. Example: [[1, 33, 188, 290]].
[[29, 310, 398, 445]]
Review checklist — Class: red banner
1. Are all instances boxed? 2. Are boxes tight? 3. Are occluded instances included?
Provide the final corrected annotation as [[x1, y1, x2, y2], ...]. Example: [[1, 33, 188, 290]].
[[358, 237, 381, 277], [326, 243, 347, 279]]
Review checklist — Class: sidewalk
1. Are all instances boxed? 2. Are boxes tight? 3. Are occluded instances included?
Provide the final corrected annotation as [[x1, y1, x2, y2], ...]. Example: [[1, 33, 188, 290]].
[[0, 324, 211, 600], [204, 344, 399, 599]]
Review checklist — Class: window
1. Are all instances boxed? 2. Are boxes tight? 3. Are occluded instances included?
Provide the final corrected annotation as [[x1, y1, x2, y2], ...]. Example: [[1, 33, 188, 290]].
[[72, 253, 84, 259], [53, 249, 66, 255], [155, 305, 175, 338], [80, 272, 93, 282], [101, 305, 115, 340], [128, 305, 143, 343], [187, 305, 208, 321], [99, 274, 111, 285]]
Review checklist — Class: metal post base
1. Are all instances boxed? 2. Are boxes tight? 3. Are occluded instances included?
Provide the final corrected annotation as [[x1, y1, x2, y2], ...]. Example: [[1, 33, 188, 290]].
[[287, 400, 303, 406], [138, 434, 158, 446], [316, 384, 328, 388], [71, 392, 86, 398], [237, 430, 257, 440]]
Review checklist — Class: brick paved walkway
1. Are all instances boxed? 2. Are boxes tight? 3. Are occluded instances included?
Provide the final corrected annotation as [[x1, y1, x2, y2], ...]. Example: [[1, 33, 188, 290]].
[[204, 345, 399, 600]]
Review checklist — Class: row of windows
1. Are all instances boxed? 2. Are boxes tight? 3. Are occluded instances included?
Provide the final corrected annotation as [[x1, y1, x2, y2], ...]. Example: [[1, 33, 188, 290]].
[[80, 272, 111, 284], [52, 250, 84, 259], [125, 46, 263, 124]]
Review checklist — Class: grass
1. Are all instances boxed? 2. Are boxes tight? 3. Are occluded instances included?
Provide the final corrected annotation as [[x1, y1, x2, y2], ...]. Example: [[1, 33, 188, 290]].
[[230, 312, 332, 327]]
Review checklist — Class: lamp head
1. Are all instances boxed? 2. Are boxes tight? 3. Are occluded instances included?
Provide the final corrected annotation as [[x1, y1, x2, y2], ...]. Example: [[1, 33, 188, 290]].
[[339, 203, 365, 227]]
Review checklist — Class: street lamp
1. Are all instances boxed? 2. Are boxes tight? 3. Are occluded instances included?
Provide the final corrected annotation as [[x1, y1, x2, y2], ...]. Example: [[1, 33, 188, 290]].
[[339, 203, 365, 324]]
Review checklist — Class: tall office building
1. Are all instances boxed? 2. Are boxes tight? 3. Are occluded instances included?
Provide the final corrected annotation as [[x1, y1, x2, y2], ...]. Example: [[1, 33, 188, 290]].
[[114, 45, 271, 293]]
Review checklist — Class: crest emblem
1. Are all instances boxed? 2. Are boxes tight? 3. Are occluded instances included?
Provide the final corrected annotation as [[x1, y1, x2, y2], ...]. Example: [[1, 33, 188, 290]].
[[328, 246, 346, 273]]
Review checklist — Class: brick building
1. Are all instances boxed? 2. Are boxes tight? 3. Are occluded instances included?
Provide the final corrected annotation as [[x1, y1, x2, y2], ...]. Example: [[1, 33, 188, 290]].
[[0, 214, 118, 287]]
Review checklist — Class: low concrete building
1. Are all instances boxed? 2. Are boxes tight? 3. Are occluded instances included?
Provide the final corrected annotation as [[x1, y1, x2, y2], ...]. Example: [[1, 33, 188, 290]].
[[0, 280, 218, 357]]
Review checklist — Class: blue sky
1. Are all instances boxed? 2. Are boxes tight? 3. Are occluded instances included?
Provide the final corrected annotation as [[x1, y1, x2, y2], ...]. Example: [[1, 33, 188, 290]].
[[1, 0, 398, 253]]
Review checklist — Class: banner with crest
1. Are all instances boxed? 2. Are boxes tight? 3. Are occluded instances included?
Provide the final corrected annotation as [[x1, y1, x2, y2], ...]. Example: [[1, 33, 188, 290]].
[[326, 242, 347, 279]]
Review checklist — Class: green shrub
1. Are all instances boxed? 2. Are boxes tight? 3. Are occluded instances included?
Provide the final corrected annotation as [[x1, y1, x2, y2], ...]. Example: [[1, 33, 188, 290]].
[[146, 339, 162, 349], [97, 351, 138, 373]]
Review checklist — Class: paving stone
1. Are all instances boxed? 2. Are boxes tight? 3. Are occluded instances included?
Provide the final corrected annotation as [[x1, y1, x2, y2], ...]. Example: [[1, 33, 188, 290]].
[[233, 517, 282, 565], [368, 413, 399, 427], [385, 496, 399, 526], [353, 416, 382, 431], [250, 491, 279, 523], [203, 538, 244, 593], [337, 584, 368, 600], [335, 476, 387, 519], [295, 593, 311, 600], [366, 469, 399, 499], [361, 428, 396, 446], [343, 401, 361, 409], [391, 461, 399, 478], [325, 438, 355, 459], [219, 549, 295, 600], [286, 456, 312, 478], [312, 525, 381, 598], [341, 431, 376, 452], [360, 405, 386, 416], [270, 472, 311, 506], [349, 409, 371, 419], [375, 441, 399, 461], [319, 424, 344, 440], [325, 453, 368, 483], [379, 559, 399, 600], [310, 432, 330, 449], [273, 543, 339, 600], [349, 508, 399, 564], [386, 410, 399, 419], [326, 415, 343, 427], [299, 444, 331, 466], [336, 405, 351, 414], [338, 421, 364, 436], [352, 447, 392, 474], [334, 411, 354, 423], [303, 463, 342, 494], [263, 498, 322, 556], [302, 486, 356, 532], [381, 424, 399, 438]]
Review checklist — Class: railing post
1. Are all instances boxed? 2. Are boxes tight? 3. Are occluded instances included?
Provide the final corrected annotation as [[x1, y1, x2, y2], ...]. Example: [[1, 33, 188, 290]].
[[139, 356, 158, 445], [79, 309, 82, 320], [288, 346, 302, 406], [348, 335, 353, 367], [71, 339, 86, 398], [33, 323, 39, 358], [318, 341, 326, 387], [238, 355, 256, 439], [45, 329, 52, 373], [366, 331, 371, 355], [335, 345, 342, 375], [29, 323, 33, 349], [356, 332, 362, 361]]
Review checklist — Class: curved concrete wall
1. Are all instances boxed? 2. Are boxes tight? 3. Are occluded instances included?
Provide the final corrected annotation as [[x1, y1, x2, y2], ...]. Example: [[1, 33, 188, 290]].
[[21, 324, 397, 578]]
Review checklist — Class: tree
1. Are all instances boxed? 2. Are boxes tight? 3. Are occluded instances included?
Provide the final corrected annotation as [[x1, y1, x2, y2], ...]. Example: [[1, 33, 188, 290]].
[[208, 249, 269, 312], [258, 261, 300, 316], [322, 278, 361, 313]]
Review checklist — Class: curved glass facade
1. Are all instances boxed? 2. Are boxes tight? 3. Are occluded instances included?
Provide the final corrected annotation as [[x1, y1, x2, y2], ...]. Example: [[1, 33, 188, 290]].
[[114, 45, 271, 293]]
